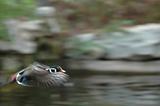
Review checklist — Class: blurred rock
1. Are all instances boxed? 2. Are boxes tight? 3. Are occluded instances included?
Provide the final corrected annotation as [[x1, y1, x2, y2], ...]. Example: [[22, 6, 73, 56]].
[[0, 41, 12, 51], [36, 6, 61, 33], [4, 19, 44, 54], [36, 6, 56, 17], [2, 6, 61, 54], [65, 33, 105, 59], [75, 33, 96, 41], [66, 24, 160, 60]]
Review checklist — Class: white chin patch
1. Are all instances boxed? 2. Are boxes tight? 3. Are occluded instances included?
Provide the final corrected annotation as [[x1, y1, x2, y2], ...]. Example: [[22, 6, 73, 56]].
[[16, 70, 30, 87]]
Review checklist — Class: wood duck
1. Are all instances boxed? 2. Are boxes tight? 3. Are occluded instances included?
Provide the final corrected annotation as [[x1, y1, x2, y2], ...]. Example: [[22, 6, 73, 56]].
[[10, 62, 69, 88]]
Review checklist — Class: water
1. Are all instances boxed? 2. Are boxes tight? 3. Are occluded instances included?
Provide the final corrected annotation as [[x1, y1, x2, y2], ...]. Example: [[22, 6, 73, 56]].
[[1, 75, 160, 106]]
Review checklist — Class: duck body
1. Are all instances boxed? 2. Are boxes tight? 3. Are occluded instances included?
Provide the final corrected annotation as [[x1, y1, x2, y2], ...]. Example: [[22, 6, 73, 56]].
[[14, 62, 69, 88]]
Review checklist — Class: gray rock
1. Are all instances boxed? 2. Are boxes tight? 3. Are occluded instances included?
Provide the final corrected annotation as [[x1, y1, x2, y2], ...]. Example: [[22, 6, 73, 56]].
[[36, 6, 56, 17], [66, 24, 160, 60], [4, 19, 41, 54], [36, 6, 61, 33], [0, 41, 12, 51]]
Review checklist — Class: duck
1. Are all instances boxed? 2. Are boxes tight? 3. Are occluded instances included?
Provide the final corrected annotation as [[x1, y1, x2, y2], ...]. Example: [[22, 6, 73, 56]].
[[10, 62, 69, 88]]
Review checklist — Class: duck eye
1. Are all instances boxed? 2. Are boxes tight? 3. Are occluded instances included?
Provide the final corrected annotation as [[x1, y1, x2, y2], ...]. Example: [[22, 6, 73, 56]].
[[46, 68, 57, 73]]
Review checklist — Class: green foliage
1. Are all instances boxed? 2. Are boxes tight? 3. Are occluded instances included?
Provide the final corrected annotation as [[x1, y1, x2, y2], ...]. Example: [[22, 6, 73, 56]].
[[66, 37, 103, 58], [0, 0, 36, 40], [102, 20, 135, 32], [0, 0, 36, 19], [0, 27, 9, 40]]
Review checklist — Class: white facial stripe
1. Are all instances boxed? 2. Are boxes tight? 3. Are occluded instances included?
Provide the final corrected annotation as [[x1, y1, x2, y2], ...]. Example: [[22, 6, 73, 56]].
[[61, 69, 66, 73]]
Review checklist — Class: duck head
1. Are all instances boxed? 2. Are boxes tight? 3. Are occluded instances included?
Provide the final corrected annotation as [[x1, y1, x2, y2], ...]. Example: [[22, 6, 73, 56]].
[[10, 62, 69, 87]]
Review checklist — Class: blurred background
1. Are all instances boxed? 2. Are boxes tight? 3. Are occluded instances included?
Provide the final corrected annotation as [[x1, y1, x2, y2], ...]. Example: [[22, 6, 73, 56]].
[[0, 0, 160, 106]]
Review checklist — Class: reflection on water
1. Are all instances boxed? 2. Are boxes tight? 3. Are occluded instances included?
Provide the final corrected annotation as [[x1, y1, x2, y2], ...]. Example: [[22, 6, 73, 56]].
[[1, 75, 160, 106]]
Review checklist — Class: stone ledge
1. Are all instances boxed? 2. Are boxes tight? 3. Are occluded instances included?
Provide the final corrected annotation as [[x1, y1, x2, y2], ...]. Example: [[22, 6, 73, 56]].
[[65, 60, 160, 74]]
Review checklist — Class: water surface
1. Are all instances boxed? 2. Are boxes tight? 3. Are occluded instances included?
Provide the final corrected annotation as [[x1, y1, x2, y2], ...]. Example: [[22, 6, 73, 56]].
[[1, 75, 160, 106]]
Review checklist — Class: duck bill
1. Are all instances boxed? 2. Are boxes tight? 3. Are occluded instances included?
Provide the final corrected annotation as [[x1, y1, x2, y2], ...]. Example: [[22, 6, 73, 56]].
[[10, 73, 17, 83]]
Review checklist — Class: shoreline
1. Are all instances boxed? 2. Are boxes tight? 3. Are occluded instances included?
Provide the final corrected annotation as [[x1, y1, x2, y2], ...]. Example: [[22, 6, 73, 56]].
[[65, 60, 160, 75]]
